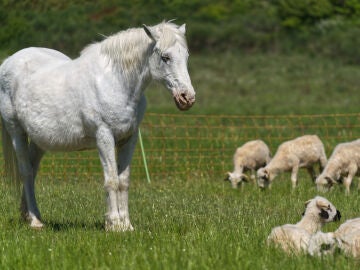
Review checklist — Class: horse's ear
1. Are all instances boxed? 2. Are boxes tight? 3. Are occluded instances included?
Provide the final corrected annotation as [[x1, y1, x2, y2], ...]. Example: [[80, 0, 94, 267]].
[[178, 24, 186, 35], [143, 24, 158, 42]]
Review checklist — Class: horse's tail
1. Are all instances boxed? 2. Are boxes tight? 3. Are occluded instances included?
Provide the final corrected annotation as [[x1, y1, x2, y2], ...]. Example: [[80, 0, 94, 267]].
[[1, 117, 21, 191]]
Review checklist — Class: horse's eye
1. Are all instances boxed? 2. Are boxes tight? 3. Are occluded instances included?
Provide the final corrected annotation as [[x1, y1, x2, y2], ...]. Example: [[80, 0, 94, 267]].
[[161, 54, 170, 63]]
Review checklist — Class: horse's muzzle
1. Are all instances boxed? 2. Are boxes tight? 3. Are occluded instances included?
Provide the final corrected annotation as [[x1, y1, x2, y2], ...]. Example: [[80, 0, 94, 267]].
[[173, 91, 195, 111]]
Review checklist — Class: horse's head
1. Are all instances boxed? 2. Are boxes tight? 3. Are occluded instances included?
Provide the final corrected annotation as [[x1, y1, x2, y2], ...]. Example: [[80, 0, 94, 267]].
[[143, 22, 195, 111]]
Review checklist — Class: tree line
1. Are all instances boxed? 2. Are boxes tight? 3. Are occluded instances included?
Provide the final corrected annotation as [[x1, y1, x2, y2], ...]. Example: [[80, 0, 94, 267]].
[[1, 0, 360, 63]]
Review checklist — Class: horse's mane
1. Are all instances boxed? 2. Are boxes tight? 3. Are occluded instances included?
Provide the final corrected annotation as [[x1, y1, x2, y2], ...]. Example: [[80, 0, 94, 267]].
[[84, 21, 187, 78]]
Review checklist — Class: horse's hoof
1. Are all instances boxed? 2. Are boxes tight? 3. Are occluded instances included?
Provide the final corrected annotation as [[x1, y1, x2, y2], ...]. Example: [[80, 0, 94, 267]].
[[30, 219, 44, 229], [105, 220, 134, 232]]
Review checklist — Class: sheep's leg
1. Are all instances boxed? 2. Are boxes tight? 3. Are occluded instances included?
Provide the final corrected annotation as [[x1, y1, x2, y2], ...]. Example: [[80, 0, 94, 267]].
[[307, 167, 316, 182], [344, 177, 351, 195], [343, 165, 357, 195], [250, 169, 256, 182], [308, 232, 336, 256], [291, 165, 299, 188], [240, 181, 245, 191], [319, 156, 327, 172]]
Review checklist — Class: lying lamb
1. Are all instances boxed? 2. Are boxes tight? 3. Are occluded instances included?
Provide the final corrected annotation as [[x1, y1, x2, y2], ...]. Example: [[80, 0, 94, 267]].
[[309, 217, 360, 257], [315, 139, 360, 195], [225, 140, 271, 188], [257, 135, 327, 189], [267, 196, 341, 254]]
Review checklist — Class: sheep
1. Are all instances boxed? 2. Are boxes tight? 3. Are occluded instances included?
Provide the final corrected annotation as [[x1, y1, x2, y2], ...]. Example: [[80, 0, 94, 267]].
[[315, 139, 360, 195], [309, 218, 360, 257], [330, 218, 360, 257], [224, 140, 271, 188], [257, 135, 327, 189], [267, 196, 341, 254]]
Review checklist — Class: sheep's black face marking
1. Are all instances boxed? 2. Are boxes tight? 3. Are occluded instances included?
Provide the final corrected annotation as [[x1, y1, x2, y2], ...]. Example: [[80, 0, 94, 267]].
[[321, 243, 332, 251], [319, 209, 329, 219], [334, 210, 341, 221]]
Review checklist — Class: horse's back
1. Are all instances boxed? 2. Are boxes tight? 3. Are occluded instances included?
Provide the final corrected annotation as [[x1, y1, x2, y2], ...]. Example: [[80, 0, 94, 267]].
[[0, 48, 78, 146], [1, 47, 70, 78]]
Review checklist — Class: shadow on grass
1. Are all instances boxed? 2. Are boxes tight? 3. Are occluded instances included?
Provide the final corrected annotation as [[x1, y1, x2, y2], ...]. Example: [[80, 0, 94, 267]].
[[46, 220, 104, 231], [6, 218, 104, 231]]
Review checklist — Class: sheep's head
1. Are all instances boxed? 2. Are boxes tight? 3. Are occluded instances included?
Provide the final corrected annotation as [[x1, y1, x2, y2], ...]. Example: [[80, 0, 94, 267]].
[[256, 168, 271, 189], [315, 174, 338, 193], [303, 196, 341, 224], [224, 172, 249, 188]]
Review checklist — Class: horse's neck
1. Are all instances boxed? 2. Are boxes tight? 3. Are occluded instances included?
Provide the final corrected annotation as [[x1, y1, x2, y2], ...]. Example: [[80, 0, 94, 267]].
[[78, 36, 152, 104], [100, 28, 153, 86], [96, 29, 153, 100]]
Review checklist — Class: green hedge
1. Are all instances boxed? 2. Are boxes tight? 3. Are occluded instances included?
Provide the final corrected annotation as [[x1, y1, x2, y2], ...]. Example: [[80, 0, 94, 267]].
[[1, 0, 360, 63]]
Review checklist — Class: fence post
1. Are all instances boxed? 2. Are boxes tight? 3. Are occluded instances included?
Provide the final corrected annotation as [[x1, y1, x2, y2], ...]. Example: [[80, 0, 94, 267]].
[[138, 128, 151, 183]]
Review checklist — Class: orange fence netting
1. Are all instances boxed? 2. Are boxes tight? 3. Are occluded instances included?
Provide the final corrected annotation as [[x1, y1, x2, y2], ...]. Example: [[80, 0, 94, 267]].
[[0, 113, 359, 181]]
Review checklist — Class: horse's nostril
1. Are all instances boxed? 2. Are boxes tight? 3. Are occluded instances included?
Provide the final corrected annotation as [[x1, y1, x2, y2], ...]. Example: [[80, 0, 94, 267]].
[[181, 93, 187, 101], [179, 93, 189, 104], [173, 91, 195, 111]]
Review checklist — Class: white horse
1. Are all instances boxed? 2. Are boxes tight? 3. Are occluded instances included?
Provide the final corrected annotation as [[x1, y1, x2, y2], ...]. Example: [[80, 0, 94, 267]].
[[0, 21, 195, 231]]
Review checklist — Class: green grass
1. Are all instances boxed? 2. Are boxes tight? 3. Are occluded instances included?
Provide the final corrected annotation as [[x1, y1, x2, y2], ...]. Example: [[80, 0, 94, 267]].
[[145, 52, 360, 115], [0, 176, 360, 269]]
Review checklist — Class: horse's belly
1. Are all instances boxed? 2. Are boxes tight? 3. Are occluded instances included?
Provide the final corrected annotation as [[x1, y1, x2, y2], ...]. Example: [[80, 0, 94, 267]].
[[24, 114, 136, 152], [24, 119, 96, 151], [34, 136, 96, 152], [31, 132, 96, 152]]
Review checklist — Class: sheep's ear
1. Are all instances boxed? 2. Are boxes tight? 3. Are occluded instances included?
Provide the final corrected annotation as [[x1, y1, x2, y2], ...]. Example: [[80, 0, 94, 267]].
[[264, 169, 270, 179], [304, 199, 312, 208], [316, 200, 329, 209], [325, 176, 335, 185], [143, 24, 159, 42]]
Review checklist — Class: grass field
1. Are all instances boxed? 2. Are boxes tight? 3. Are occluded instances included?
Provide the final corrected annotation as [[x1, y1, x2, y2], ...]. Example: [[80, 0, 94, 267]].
[[0, 51, 360, 269], [0, 176, 359, 269], [145, 52, 360, 115]]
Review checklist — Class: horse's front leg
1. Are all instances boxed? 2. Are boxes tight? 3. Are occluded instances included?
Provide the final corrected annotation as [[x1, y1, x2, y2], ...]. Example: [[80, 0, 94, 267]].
[[96, 126, 124, 231], [116, 133, 139, 232]]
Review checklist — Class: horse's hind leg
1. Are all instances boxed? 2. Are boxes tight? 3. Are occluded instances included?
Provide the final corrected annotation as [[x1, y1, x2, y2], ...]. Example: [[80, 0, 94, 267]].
[[20, 141, 44, 226], [10, 132, 43, 228]]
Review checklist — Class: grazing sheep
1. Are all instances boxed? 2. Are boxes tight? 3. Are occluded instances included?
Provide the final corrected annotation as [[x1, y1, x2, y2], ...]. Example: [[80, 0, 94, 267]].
[[257, 135, 327, 189], [267, 196, 341, 254], [225, 140, 271, 188], [315, 139, 360, 195], [309, 218, 360, 257]]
